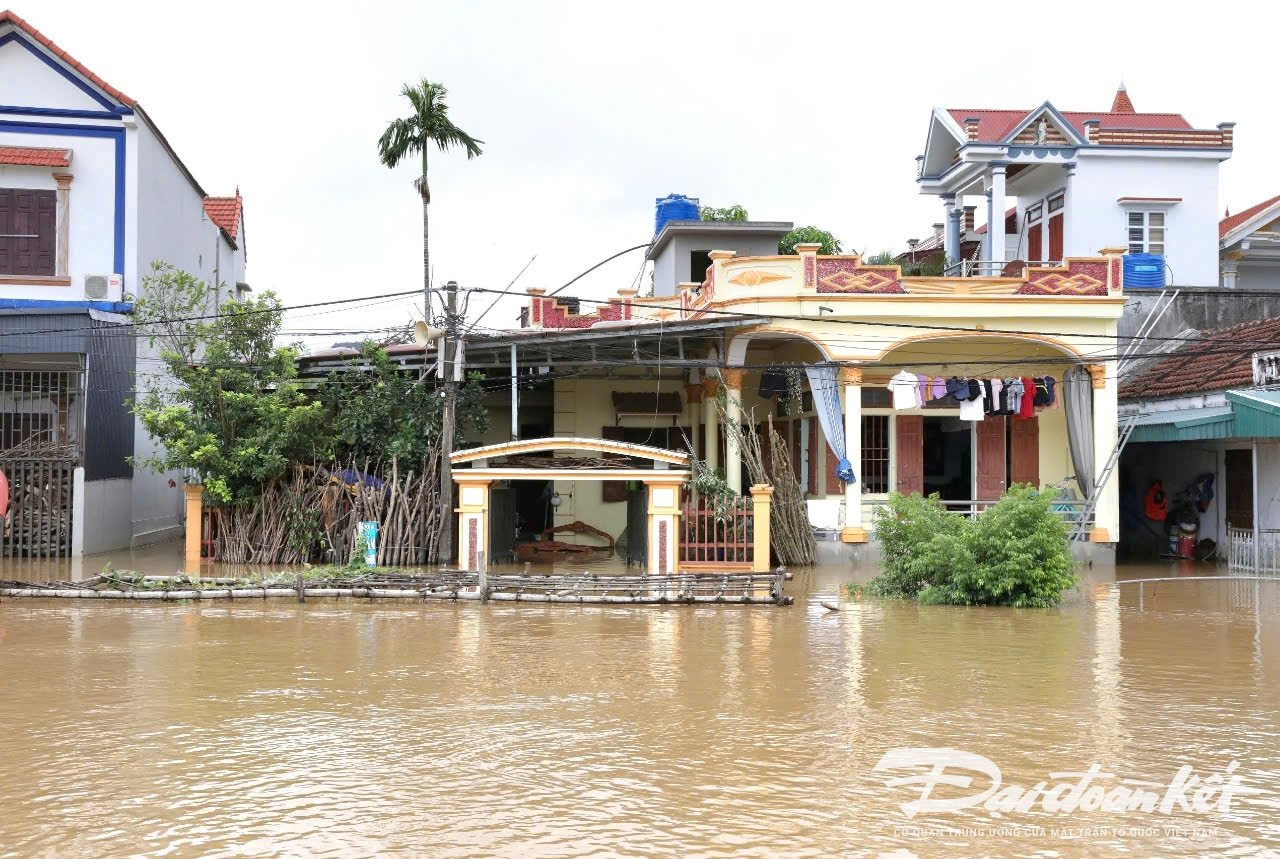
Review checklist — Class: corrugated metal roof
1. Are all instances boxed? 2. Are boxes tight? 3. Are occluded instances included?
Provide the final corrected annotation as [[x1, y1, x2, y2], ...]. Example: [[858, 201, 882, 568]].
[[1128, 406, 1234, 442], [1226, 391, 1280, 438], [1127, 393, 1280, 442]]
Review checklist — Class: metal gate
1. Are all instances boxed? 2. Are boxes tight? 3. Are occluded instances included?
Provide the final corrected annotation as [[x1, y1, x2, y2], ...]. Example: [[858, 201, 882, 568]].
[[0, 458, 76, 556], [625, 488, 647, 568], [0, 364, 84, 557]]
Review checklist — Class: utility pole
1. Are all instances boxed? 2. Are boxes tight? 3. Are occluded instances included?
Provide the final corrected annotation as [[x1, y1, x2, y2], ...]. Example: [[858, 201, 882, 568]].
[[439, 280, 460, 565]]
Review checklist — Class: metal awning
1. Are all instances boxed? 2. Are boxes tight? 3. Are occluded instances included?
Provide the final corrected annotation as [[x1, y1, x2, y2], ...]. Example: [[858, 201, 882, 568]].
[[1126, 391, 1280, 442], [1127, 406, 1234, 442]]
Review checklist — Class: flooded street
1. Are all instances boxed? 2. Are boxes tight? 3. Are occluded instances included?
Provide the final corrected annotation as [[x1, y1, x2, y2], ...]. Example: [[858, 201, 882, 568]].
[[0, 556, 1277, 857]]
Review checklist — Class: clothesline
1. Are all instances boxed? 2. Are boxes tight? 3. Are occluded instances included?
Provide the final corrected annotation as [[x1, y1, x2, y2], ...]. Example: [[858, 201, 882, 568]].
[[887, 371, 1061, 421]]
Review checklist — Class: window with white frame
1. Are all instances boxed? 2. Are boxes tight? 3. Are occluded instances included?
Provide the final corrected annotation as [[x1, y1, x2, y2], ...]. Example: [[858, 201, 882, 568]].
[[1128, 211, 1166, 255]]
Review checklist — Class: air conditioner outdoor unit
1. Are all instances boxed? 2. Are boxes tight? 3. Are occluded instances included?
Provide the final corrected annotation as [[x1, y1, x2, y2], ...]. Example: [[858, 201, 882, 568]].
[[84, 273, 123, 300]]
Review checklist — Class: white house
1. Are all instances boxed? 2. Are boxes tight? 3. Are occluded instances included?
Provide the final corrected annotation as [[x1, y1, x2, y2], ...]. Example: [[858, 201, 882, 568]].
[[917, 85, 1233, 286], [1220, 194, 1280, 289], [0, 10, 246, 555]]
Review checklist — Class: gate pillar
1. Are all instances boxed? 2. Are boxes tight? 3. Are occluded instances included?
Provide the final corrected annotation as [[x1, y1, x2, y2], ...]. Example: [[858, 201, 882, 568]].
[[456, 479, 491, 571], [644, 477, 683, 575]]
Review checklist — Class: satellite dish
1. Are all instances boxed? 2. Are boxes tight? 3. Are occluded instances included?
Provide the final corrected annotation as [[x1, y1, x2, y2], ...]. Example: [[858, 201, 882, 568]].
[[413, 321, 445, 345]]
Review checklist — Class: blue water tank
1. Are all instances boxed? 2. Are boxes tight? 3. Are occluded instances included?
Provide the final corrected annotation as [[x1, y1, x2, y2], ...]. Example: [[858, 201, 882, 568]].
[[1124, 253, 1166, 288], [654, 193, 700, 236]]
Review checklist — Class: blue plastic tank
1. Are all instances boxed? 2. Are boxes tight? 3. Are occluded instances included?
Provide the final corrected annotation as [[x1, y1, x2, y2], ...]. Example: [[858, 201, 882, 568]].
[[1123, 253, 1166, 288], [654, 194, 700, 236]]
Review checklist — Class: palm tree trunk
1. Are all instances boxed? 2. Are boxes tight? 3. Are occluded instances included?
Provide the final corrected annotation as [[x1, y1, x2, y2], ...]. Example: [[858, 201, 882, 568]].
[[421, 146, 431, 333]]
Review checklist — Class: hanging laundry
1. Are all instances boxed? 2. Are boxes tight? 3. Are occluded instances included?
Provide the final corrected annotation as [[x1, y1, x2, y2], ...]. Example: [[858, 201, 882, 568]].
[[1033, 377, 1050, 407], [931, 377, 948, 401], [1018, 376, 1036, 418], [946, 376, 970, 401], [1045, 376, 1056, 406], [959, 384, 986, 420], [991, 378, 1004, 414], [916, 374, 929, 405], [981, 379, 996, 415], [888, 369, 919, 409]]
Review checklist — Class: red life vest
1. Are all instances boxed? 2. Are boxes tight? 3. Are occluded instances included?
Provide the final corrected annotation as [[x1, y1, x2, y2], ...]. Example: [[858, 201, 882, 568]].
[[1144, 481, 1168, 521]]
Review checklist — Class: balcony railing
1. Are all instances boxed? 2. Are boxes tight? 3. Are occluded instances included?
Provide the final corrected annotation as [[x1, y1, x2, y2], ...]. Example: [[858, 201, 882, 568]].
[[944, 259, 1063, 278]]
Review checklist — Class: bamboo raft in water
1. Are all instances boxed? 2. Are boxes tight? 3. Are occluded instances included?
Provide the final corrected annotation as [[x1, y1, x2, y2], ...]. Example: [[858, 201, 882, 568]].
[[0, 570, 793, 606]]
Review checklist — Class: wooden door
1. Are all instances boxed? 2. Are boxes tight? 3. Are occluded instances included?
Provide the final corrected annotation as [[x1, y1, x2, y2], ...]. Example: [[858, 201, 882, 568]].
[[1027, 223, 1042, 263], [895, 415, 924, 495], [1225, 449, 1254, 529], [1048, 214, 1064, 262], [807, 418, 819, 496], [975, 417, 1007, 503], [1009, 416, 1039, 487]]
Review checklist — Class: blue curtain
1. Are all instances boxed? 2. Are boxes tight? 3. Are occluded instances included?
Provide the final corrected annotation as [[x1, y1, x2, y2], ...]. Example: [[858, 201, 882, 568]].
[[805, 365, 855, 483]]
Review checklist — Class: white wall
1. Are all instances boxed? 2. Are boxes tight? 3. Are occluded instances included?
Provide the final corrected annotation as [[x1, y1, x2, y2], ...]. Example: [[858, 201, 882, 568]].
[[0, 135, 119, 301], [129, 116, 246, 545], [81, 478, 133, 555], [1071, 155, 1221, 285], [0, 43, 103, 111]]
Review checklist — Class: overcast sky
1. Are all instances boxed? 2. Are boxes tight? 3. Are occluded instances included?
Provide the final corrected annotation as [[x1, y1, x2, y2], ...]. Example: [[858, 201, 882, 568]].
[[32, 1, 1280, 346]]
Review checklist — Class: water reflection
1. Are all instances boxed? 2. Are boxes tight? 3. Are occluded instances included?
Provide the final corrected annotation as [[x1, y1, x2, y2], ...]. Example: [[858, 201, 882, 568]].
[[0, 561, 1276, 856]]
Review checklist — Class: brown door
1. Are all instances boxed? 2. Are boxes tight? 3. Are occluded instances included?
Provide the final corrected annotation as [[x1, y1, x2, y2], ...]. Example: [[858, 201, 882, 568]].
[[895, 415, 924, 495], [975, 417, 1007, 503], [808, 418, 820, 496], [1027, 223, 1042, 262], [1009, 416, 1039, 487], [1225, 449, 1254, 529], [1048, 214, 1064, 262]]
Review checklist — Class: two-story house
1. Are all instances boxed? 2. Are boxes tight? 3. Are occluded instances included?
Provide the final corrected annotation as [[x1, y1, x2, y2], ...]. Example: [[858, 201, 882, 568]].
[[917, 85, 1233, 287], [0, 10, 246, 556]]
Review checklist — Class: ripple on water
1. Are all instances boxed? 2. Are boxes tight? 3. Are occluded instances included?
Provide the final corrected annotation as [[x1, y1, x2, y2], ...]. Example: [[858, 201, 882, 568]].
[[0, 572, 1277, 857]]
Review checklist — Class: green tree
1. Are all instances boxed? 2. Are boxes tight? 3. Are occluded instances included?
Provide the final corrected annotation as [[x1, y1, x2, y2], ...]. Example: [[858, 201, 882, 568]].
[[377, 79, 483, 320], [318, 342, 489, 462], [779, 225, 842, 255], [700, 204, 749, 222], [132, 267, 332, 506]]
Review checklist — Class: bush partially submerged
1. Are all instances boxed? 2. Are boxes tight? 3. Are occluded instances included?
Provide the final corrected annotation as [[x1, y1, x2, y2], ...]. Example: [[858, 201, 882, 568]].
[[864, 485, 1076, 608]]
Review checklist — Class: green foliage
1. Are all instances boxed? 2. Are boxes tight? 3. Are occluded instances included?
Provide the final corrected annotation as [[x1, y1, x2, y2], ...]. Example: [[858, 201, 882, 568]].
[[700, 204, 749, 222], [317, 342, 489, 461], [863, 251, 897, 266], [779, 225, 842, 255], [685, 459, 739, 520], [133, 267, 331, 507], [378, 79, 484, 169], [867, 486, 1077, 607], [901, 255, 948, 277], [349, 530, 371, 569]]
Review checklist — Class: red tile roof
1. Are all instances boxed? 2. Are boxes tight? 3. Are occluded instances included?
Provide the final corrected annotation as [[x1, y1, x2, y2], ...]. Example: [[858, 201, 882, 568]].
[[0, 145, 70, 167], [1119, 317, 1280, 400], [946, 108, 1193, 144], [203, 193, 242, 240], [1110, 84, 1135, 114], [1220, 193, 1280, 240], [0, 10, 135, 106]]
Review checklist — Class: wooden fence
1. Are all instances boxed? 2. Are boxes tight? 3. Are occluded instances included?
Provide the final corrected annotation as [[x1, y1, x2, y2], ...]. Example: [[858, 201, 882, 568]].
[[680, 497, 754, 570]]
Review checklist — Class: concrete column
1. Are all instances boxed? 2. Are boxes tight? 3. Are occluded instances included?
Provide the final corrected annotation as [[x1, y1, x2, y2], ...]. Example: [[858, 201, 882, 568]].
[[989, 164, 1007, 266], [1062, 162, 1076, 258], [839, 367, 867, 543], [183, 484, 203, 575], [750, 484, 774, 572], [722, 368, 746, 494], [685, 382, 702, 458], [1222, 252, 1242, 289], [52, 173, 72, 277], [982, 190, 994, 264], [456, 480, 491, 572], [942, 194, 958, 263], [701, 377, 719, 471], [1088, 365, 1119, 543], [947, 208, 963, 270], [645, 478, 683, 575], [71, 465, 85, 557]]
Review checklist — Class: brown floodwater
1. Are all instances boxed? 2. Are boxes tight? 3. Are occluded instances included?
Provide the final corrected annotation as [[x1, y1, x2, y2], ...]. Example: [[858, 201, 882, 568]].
[[0, 554, 1277, 857]]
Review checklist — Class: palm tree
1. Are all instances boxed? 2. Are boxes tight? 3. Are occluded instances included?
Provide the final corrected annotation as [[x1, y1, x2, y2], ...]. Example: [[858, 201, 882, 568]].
[[377, 79, 483, 323]]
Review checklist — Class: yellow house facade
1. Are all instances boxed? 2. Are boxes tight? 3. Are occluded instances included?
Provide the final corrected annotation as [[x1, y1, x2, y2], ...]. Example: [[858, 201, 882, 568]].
[[503, 243, 1125, 554]]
